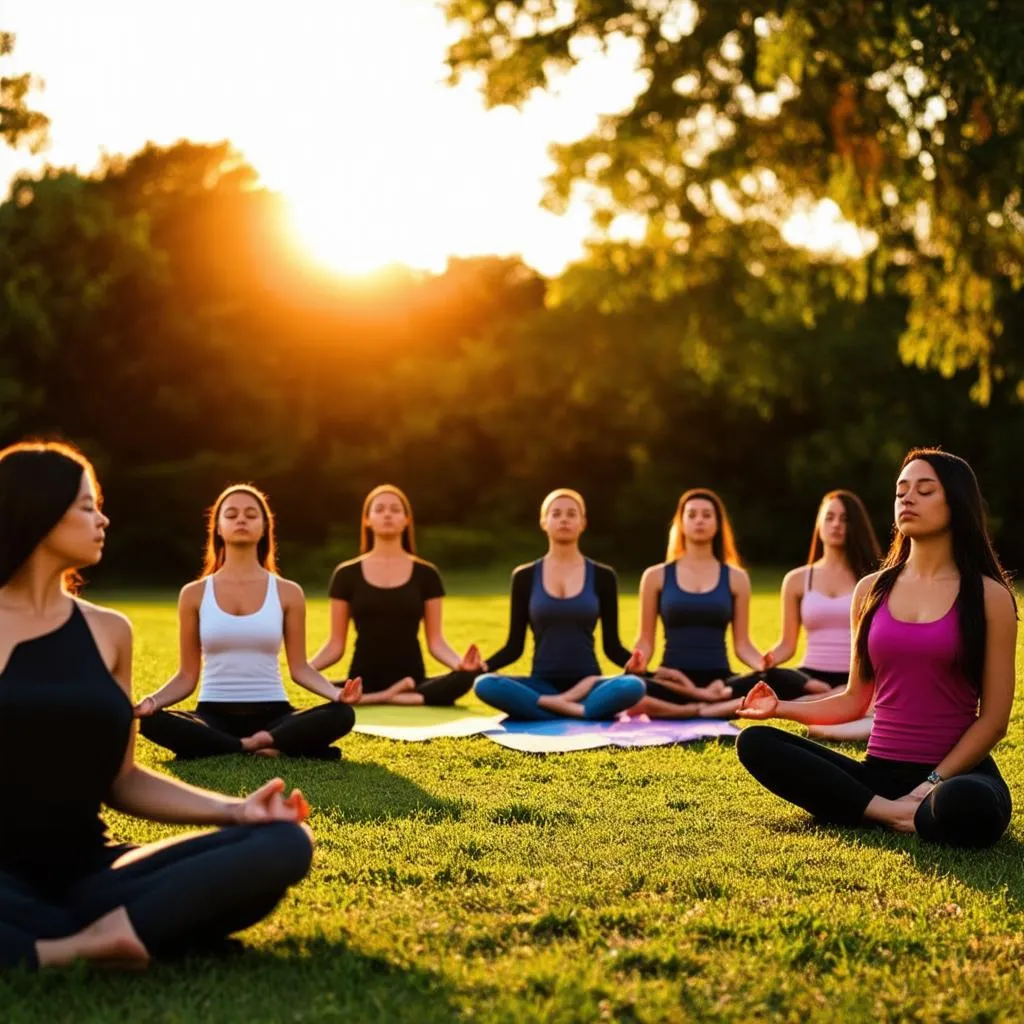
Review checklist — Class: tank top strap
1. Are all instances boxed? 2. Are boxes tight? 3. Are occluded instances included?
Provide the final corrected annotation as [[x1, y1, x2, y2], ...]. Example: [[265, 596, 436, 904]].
[[265, 572, 280, 610], [715, 562, 730, 594], [806, 565, 814, 593]]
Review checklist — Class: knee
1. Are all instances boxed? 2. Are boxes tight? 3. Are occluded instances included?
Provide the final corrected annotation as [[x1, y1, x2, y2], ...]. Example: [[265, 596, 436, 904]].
[[917, 778, 1011, 848], [326, 700, 356, 734], [616, 674, 647, 704], [735, 724, 780, 770], [474, 674, 503, 704], [260, 821, 315, 884]]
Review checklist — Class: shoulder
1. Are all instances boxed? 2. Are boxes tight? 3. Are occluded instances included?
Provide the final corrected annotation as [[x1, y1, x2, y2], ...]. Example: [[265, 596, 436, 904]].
[[982, 576, 1018, 622], [639, 563, 668, 587], [332, 557, 366, 576], [852, 571, 883, 612], [587, 559, 618, 579], [179, 579, 205, 607], [76, 599, 132, 646], [411, 557, 442, 577], [782, 566, 808, 589], [275, 576, 305, 603], [511, 561, 538, 580], [727, 565, 751, 593]]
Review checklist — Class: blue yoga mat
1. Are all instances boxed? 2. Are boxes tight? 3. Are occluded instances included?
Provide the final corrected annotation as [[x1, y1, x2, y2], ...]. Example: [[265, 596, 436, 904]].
[[482, 718, 739, 753]]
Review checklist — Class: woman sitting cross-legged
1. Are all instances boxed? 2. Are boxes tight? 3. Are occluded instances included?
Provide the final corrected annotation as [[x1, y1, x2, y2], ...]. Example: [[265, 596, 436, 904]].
[[0, 441, 314, 970], [736, 448, 1016, 848], [473, 489, 646, 721], [137, 485, 361, 760], [310, 485, 483, 705]]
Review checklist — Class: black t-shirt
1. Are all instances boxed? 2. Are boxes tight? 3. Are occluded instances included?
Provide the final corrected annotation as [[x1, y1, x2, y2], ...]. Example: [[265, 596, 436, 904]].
[[328, 557, 445, 691]]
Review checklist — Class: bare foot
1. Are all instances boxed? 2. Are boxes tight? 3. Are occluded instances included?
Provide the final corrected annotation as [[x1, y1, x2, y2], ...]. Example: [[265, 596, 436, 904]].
[[253, 747, 281, 757], [241, 730, 275, 752], [37, 907, 149, 970], [390, 677, 417, 694]]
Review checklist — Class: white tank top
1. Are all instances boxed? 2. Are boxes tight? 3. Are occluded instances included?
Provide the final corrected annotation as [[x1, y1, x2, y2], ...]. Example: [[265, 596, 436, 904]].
[[197, 574, 288, 703]]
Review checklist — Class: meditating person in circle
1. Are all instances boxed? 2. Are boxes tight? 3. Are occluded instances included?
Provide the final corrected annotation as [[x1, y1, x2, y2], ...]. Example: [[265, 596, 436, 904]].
[[137, 485, 361, 760], [750, 489, 882, 740], [736, 449, 1016, 847], [473, 489, 645, 720], [311, 484, 483, 705], [0, 441, 314, 970], [624, 488, 798, 719]]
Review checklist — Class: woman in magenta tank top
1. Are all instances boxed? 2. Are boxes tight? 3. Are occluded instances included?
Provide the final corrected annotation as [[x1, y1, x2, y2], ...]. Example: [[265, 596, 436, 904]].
[[735, 449, 1016, 848]]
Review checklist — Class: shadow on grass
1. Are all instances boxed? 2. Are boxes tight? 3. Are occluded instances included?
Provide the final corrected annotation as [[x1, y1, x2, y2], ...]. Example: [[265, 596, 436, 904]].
[[0, 937, 462, 1024], [766, 814, 1024, 907], [165, 756, 468, 824]]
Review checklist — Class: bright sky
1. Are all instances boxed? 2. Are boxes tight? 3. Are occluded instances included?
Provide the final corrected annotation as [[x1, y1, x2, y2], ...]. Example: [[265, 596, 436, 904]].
[[0, 0, 649, 276]]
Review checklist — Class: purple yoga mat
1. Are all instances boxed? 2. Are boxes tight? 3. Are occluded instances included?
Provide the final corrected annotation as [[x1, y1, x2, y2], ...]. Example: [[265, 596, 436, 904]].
[[482, 718, 739, 753]]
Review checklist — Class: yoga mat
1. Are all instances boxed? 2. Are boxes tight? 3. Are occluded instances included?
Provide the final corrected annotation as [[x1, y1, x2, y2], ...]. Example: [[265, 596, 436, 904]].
[[353, 704, 505, 741], [481, 718, 739, 753]]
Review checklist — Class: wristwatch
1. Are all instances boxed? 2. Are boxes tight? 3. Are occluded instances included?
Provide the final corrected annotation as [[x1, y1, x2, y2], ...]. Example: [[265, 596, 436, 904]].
[[926, 770, 944, 786]]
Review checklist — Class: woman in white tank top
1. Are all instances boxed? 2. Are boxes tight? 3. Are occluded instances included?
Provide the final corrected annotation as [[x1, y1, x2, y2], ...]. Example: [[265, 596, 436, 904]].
[[760, 490, 881, 740], [136, 485, 362, 760]]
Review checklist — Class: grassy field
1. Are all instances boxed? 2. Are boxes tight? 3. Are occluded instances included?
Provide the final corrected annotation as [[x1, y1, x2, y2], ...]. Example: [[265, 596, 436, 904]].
[[3, 573, 1024, 1023]]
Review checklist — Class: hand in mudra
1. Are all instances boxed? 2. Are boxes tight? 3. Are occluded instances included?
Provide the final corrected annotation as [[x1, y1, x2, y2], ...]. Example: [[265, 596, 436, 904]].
[[736, 680, 778, 719], [458, 644, 485, 673], [624, 648, 647, 674], [236, 778, 310, 825], [133, 696, 158, 718], [336, 677, 363, 704]]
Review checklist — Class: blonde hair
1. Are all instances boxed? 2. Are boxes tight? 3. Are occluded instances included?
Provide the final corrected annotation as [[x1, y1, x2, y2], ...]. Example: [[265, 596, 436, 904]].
[[540, 488, 587, 523]]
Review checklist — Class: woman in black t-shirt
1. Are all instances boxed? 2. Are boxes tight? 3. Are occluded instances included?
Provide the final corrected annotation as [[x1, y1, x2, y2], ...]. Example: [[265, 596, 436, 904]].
[[311, 485, 483, 705]]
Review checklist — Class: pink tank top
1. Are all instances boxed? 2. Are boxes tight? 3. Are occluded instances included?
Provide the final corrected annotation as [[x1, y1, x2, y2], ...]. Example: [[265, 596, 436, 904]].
[[801, 583, 852, 673], [866, 597, 978, 763]]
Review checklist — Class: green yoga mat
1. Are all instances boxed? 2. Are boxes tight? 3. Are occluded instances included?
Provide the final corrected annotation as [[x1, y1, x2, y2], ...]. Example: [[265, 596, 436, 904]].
[[353, 704, 505, 740]]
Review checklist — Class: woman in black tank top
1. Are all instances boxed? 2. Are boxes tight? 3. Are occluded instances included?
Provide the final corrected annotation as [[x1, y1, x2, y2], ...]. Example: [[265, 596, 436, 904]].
[[0, 442, 314, 970]]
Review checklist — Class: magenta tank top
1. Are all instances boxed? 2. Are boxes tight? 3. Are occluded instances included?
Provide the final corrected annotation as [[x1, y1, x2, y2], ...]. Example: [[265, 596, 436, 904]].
[[866, 597, 978, 763], [801, 586, 852, 673]]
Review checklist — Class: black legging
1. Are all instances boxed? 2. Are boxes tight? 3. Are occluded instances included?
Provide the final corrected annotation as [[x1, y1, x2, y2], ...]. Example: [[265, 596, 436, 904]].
[[737, 726, 1012, 848], [0, 821, 312, 969], [645, 668, 812, 704], [140, 700, 355, 759], [410, 670, 477, 706]]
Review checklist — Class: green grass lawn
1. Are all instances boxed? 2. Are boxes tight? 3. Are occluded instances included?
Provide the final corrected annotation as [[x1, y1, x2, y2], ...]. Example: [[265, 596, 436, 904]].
[[4, 573, 1024, 1023]]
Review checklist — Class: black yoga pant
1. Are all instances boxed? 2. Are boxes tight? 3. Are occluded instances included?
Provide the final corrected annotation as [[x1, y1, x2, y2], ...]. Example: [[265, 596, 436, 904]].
[[736, 725, 1012, 848], [140, 700, 354, 759], [412, 670, 476, 706], [0, 821, 313, 969], [644, 668, 810, 704]]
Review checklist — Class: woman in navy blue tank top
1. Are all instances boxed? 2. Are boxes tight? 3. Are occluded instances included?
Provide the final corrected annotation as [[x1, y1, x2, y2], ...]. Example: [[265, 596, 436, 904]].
[[0, 442, 314, 970], [474, 490, 646, 720], [626, 489, 808, 718]]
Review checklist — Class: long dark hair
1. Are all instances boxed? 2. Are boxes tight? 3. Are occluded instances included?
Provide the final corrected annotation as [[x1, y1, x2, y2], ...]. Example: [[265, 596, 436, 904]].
[[0, 440, 98, 592], [808, 490, 881, 580], [666, 488, 742, 566], [360, 484, 416, 554], [201, 484, 278, 577], [854, 448, 1016, 689]]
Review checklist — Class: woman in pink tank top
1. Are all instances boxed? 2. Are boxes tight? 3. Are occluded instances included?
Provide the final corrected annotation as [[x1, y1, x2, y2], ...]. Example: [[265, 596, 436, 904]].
[[734, 449, 1016, 848], [761, 490, 881, 740]]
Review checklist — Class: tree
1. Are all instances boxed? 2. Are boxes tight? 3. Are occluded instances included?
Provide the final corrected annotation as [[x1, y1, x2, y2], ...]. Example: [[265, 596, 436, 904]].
[[1, 31, 49, 152], [443, 1, 1024, 401]]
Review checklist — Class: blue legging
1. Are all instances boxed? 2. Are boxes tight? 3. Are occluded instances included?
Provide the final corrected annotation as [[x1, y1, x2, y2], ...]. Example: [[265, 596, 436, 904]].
[[474, 673, 646, 721]]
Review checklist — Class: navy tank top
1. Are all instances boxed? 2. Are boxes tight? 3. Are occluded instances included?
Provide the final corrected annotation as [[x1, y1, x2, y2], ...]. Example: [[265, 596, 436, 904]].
[[529, 559, 602, 682], [0, 603, 133, 888], [659, 562, 733, 673]]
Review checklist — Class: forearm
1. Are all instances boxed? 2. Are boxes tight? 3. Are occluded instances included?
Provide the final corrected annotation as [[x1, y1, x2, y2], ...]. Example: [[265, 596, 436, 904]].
[[309, 641, 343, 672], [107, 766, 240, 825], [935, 716, 1008, 779], [768, 641, 796, 665], [428, 641, 462, 671], [773, 687, 873, 726], [291, 664, 341, 701], [734, 642, 763, 671], [145, 672, 198, 710]]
